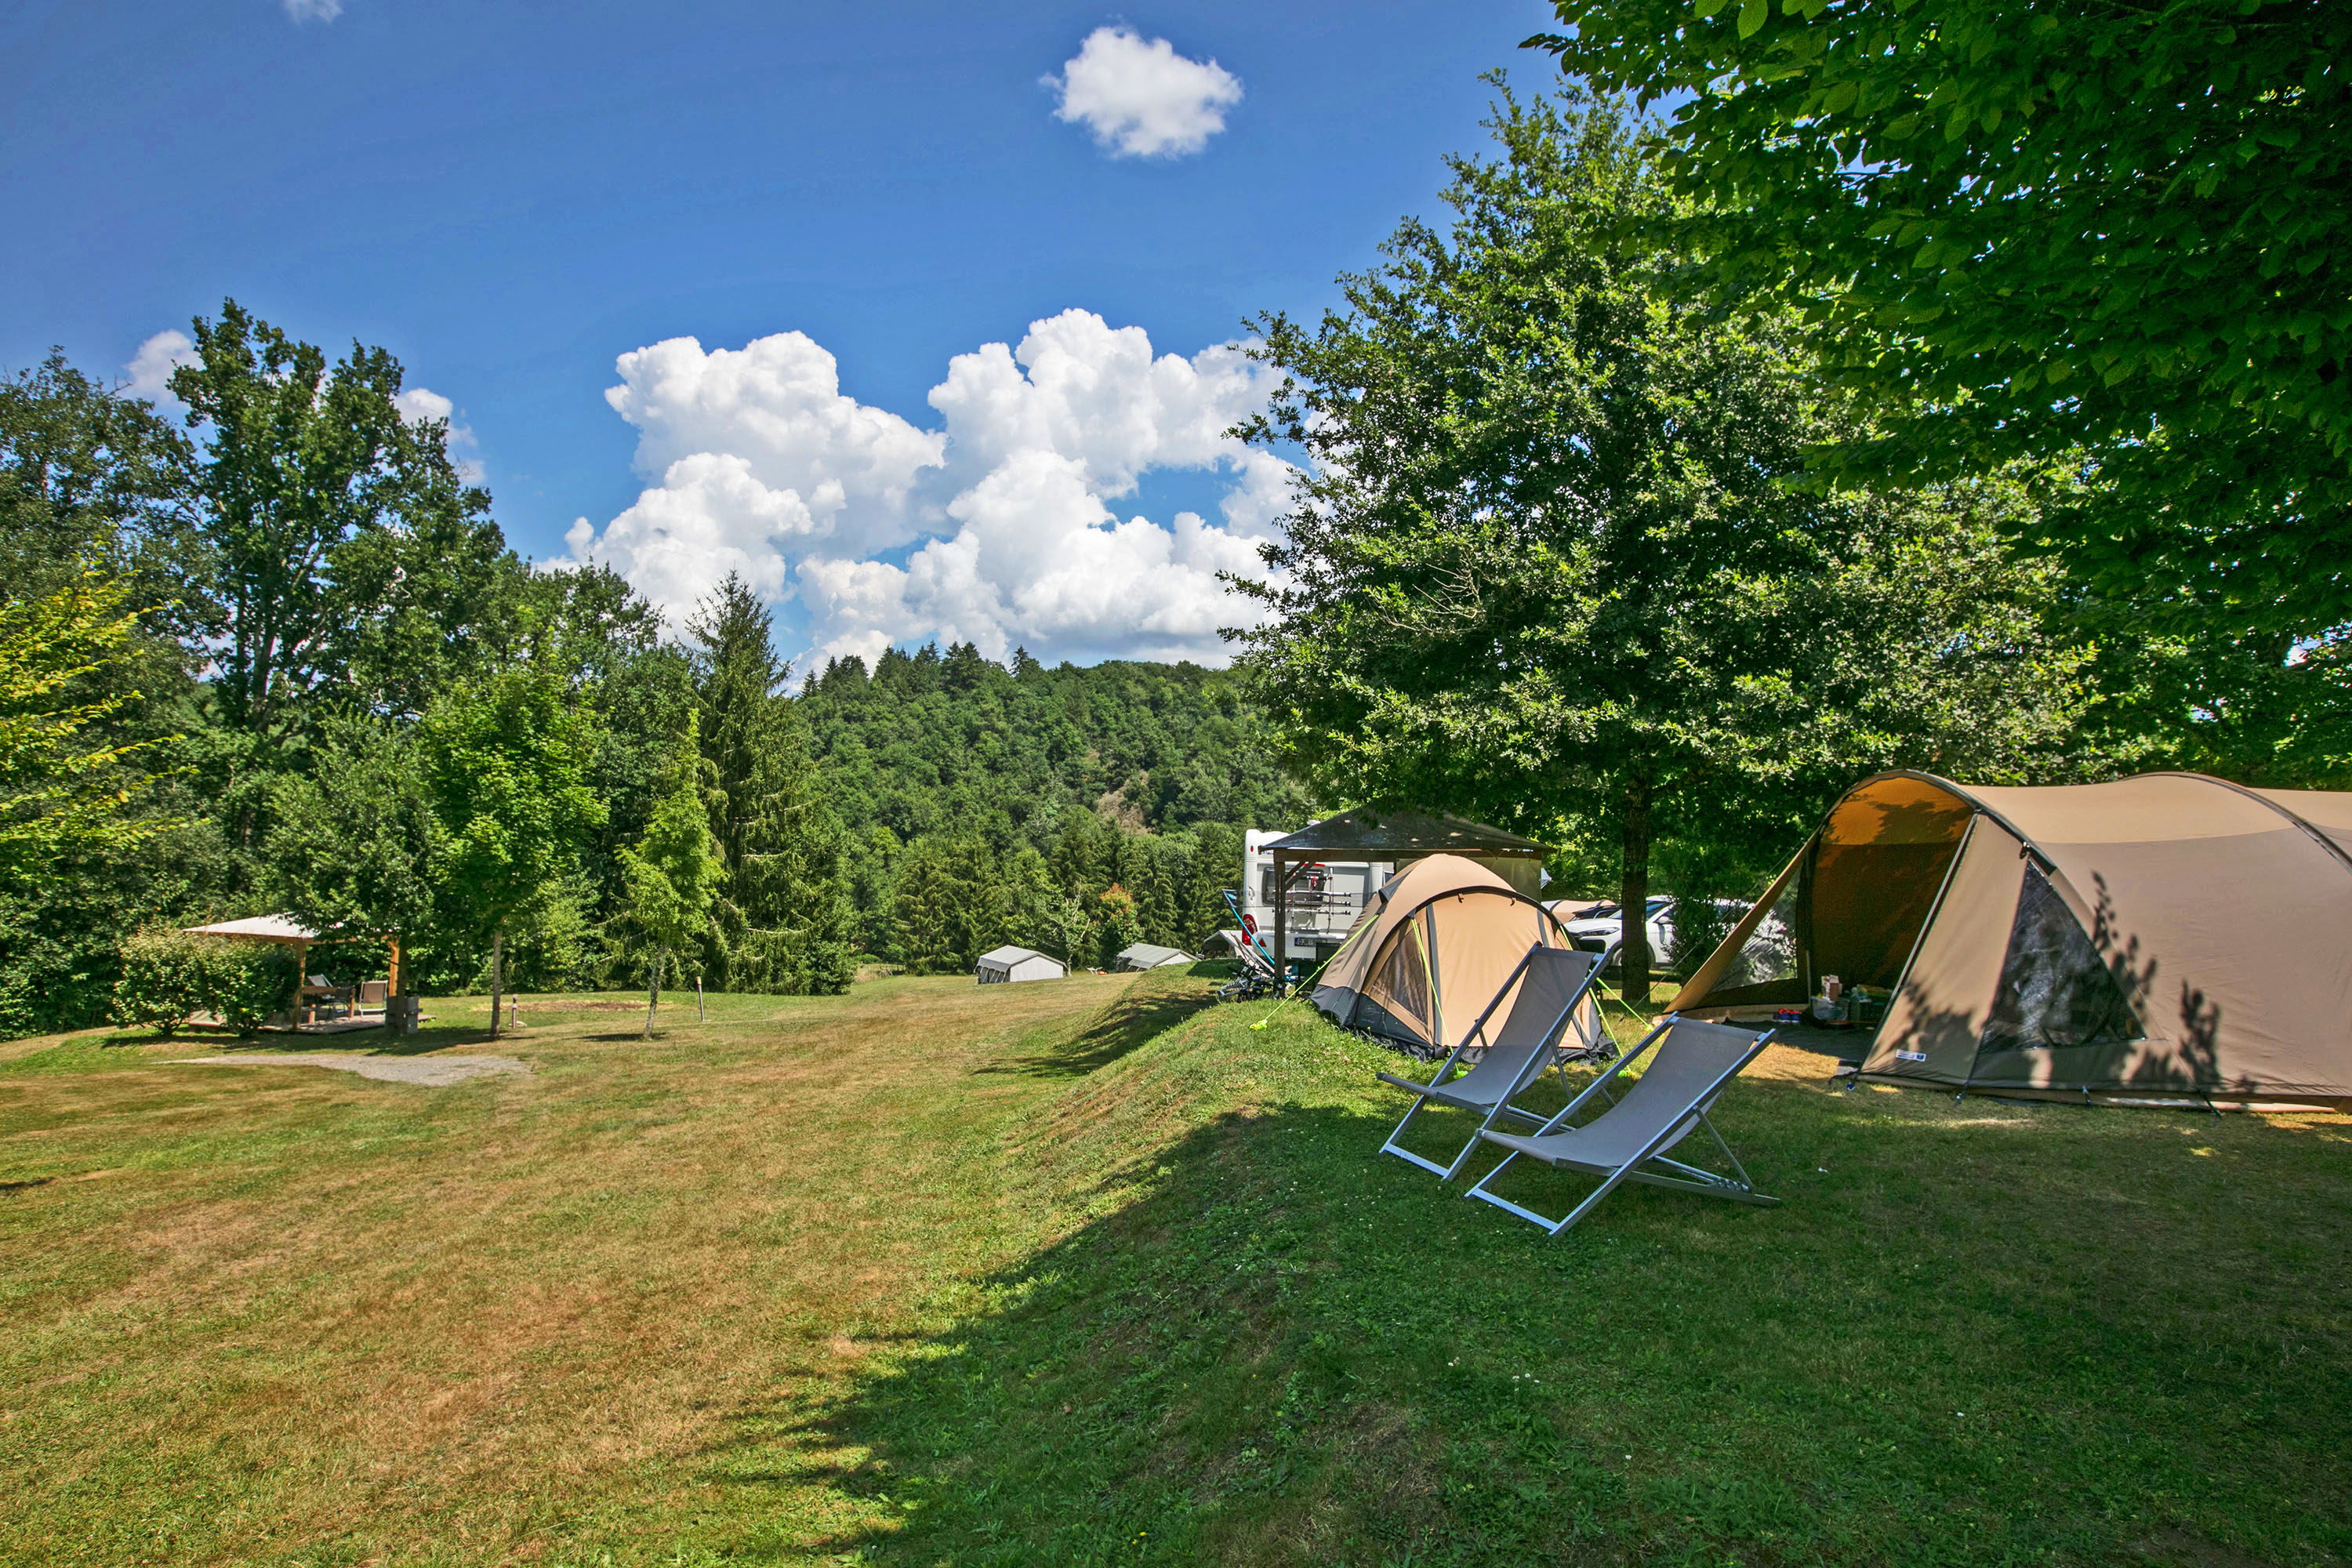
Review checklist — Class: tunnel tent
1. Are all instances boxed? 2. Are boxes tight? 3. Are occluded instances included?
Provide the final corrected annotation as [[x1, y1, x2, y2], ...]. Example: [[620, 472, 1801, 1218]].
[[1311, 854, 1588, 1057], [1671, 771, 2352, 1108]]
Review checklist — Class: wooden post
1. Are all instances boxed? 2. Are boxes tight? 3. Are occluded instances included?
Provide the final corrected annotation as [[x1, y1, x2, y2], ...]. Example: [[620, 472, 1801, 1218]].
[[388, 937, 401, 998], [1271, 850, 1289, 996], [490, 929, 503, 1040]]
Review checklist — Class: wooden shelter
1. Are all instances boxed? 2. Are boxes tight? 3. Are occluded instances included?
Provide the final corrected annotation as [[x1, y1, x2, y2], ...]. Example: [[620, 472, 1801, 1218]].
[[1258, 809, 1548, 993], [180, 913, 402, 1025]]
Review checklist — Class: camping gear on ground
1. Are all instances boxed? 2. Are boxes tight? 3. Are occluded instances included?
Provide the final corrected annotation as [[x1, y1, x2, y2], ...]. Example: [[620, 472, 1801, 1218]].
[[1377, 942, 1620, 1180], [1465, 1016, 1779, 1236], [1312, 854, 1579, 1057], [1671, 770, 2352, 1109], [976, 946, 1067, 985], [1213, 929, 1282, 1002]]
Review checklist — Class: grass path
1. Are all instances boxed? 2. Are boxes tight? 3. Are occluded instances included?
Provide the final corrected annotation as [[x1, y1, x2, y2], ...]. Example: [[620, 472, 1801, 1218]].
[[2, 973, 2348, 1566]]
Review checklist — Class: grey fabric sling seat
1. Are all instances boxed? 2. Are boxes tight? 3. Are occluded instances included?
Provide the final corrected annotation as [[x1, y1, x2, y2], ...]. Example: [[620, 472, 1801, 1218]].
[[1375, 942, 1617, 1180], [1465, 1015, 1778, 1236]]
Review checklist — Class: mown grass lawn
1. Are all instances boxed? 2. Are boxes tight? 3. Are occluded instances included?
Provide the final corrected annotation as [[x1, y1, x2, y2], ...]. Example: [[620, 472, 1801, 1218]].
[[2, 970, 2347, 1567]]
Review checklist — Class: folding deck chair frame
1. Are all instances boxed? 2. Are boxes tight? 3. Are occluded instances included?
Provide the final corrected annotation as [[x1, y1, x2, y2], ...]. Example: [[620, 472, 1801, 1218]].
[[1375, 940, 1619, 1181], [1464, 1014, 1778, 1236]]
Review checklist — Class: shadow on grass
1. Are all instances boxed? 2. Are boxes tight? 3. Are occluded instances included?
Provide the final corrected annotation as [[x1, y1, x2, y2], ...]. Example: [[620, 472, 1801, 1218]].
[[983, 985, 1221, 1080], [695, 1069, 2352, 1568]]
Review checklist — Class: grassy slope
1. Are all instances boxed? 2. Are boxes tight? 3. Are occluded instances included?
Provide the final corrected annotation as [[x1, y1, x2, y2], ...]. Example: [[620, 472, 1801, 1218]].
[[1, 975, 2347, 1567]]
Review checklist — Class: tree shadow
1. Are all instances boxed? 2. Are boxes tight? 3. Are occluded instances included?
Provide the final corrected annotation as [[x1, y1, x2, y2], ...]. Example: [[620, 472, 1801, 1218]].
[[982, 985, 1220, 1080], [684, 1054, 2349, 1567]]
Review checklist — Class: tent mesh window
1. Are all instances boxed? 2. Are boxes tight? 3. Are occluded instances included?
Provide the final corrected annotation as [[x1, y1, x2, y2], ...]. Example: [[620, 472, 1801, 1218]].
[[1980, 864, 2143, 1053], [1370, 920, 1433, 1033], [1696, 871, 1803, 1007]]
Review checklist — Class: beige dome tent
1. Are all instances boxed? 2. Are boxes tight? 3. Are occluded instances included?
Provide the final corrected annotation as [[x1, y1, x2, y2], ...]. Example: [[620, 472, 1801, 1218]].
[[1312, 854, 1585, 1056], [1672, 771, 2352, 1109]]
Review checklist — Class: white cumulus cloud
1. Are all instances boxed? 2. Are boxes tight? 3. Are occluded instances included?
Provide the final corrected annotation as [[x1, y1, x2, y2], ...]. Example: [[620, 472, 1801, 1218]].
[[1046, 26, 1242, 158], [556, 310, 1300, 667], [395, 385, 486, 485], [283, 0, 343, 22], [124, 330, 197, 410]]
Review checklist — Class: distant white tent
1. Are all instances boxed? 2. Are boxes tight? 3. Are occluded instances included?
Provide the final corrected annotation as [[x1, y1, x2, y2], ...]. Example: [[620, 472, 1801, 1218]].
[[1114, 943, 1195, 972], [977, 946, 1067, 985]]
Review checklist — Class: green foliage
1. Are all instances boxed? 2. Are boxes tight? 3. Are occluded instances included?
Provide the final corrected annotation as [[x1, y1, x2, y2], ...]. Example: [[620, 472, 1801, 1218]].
[[420, 665, 607, 949], [265, 713, 443, 949], [1233, 87, 2097, 992], [110, 925, 297, 1036], [0, 565, 181, 885], [805, 648, 1297, 964], [1526, 0, 2352, 644], [169, 299, 520, 747], [688, 575, 855, 994], [619, 713, 724, 1028]]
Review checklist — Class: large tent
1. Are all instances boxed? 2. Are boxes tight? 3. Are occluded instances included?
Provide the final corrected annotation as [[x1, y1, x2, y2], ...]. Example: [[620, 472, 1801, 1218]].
[[1672, 771, 2352, 1108], [1312, 854, 1584, 1056]]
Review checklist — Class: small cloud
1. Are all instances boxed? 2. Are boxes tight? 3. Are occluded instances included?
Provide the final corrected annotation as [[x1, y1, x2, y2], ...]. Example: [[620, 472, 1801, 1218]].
[[1046, 26, 1241, 159], [396, 386, 485, 485], [283, 0, 343, 21], [124, 330, 197, 411]]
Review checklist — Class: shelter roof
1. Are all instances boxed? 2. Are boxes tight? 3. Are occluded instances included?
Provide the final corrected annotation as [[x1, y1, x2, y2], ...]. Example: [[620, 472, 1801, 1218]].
[[181, 913, 317, 944], [1265, 808, 1545, 859], [978, 946, 1052, 966], [1116, 943, 1192, 967]]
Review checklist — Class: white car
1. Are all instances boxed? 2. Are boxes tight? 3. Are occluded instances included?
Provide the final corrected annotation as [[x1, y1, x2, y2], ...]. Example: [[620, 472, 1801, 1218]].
[[1552, 896, 1753, 972]]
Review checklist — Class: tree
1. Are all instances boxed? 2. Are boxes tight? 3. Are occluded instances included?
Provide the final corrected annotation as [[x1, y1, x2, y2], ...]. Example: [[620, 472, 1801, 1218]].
[[419, 666, 605, 1037], [2, 351, 202, 624], [266, 713, 444, 984], [0, 565, 181, 886], [618, 713, 723, 1036], [169, 300, 511, 757], [686, 574, 855, 994], [1524, 0, 2352, 646], [1232, 88, 2093, 998]]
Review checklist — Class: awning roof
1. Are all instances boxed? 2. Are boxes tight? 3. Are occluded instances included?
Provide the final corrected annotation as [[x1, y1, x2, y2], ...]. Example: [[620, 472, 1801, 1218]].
[[180, 913, 317, 944], [1116, 943, 1192, 966], [1265, 807, 1546, 858]]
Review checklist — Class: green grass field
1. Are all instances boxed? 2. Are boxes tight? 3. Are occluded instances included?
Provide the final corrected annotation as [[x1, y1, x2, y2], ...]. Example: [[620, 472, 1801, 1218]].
[[2, 970, 2347, 1567]]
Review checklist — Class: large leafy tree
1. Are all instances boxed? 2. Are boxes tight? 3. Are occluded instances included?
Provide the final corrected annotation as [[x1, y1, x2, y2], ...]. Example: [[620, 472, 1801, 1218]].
[[169, 299, 514, 746], [1232, 88, 2094, 997], [1524, 0, 2352, 647], [419, 666, 605, 1036], [687, 574, 855, 994]]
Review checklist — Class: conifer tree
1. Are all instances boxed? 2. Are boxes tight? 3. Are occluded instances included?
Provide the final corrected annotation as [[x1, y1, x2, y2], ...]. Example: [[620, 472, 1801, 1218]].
[[686, 575, 855, 994]]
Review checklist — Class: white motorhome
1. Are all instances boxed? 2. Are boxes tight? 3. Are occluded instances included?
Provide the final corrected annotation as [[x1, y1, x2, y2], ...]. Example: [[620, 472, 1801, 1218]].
[[1240, 829, 1392, 967]]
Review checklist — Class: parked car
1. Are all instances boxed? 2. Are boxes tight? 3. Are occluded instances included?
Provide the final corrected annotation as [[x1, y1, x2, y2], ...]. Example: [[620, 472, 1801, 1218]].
[[1552, 896, 1753, 974]]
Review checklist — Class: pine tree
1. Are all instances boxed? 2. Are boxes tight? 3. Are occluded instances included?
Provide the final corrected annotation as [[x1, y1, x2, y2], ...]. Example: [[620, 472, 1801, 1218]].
[[686, 575, 855, 995]]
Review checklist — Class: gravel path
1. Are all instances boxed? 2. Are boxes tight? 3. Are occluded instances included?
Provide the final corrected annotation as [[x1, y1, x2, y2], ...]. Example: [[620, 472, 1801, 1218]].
[[170, 1053, 530, 1087]]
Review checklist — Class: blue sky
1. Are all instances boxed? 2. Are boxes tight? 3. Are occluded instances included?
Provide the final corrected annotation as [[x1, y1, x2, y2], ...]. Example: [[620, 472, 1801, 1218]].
[[3, 1, 1563, 664]]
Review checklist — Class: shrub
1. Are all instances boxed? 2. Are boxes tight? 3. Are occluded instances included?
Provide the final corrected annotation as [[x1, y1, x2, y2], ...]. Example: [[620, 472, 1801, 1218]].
[[111, 925, 209, 1033], [111, 927, 301, 1036]]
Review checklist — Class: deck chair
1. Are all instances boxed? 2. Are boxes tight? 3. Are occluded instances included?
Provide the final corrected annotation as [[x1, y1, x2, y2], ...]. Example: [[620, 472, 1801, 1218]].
[[1375, 942, 1618, 1180], [1464, 1014, 1777, 1236]]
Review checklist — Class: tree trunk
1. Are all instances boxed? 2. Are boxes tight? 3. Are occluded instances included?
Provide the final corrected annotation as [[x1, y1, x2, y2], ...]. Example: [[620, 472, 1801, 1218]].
[[1619, 777, 1655, 1008], [490, 928, 503, 1040], [642, 949, 665, 1038]]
